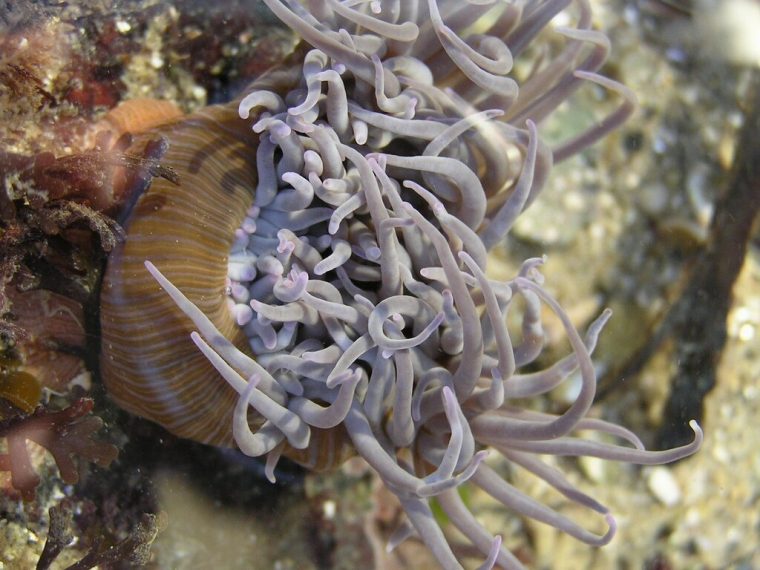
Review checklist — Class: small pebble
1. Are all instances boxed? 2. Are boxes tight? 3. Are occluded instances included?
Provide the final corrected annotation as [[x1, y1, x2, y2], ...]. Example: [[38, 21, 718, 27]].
[[579, 455, 607, 484], [647, 466, 682, 506]]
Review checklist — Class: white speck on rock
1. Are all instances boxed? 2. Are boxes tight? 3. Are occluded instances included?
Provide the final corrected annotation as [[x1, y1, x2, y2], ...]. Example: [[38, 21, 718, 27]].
[[115, 20, 131, 33], [647, 466, 682, 506], [579, 455, 607, 484]]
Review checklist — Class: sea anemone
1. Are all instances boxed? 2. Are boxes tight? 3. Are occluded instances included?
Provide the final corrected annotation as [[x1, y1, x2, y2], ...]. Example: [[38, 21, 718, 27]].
[[100, 1, 702, 568]]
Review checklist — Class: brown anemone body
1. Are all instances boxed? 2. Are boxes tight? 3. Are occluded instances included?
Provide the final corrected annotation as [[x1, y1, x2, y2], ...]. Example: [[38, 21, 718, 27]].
[[100, 67, 350, 469], [100, 99, 255, 448]]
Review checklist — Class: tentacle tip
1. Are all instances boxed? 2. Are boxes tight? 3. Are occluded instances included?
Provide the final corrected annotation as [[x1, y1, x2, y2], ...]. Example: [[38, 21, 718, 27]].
[[327, 369, 352, 388], [419, 267, 436, 281], [688, 420, 704, 443], [477, 535, 502, 570], [277, 240, 296, 255], [272, 122, 292, 138], [474, 450, 490, 464], [493, 535, 503, 550], [144, 259, 168, 286], [366, 246, 381, 260], [573, 69, 595, 81], [603, 512, 618, 544]]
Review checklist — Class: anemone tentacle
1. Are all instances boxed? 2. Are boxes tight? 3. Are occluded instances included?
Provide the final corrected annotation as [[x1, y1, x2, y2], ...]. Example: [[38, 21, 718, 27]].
[[101, 2, 701, 568]]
